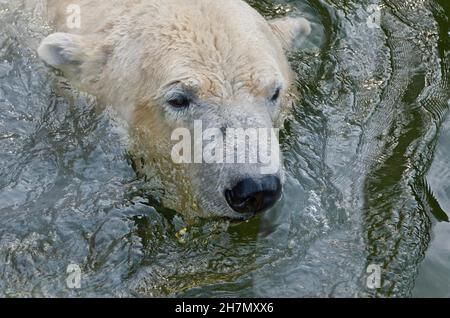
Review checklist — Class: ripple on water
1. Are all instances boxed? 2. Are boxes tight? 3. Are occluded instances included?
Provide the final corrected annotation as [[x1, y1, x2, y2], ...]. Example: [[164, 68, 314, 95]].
[[0, 0, 449, 297]]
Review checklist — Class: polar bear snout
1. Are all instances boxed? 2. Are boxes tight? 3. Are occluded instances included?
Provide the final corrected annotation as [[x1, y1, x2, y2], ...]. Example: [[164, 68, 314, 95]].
[[225, 175, 282, 215]]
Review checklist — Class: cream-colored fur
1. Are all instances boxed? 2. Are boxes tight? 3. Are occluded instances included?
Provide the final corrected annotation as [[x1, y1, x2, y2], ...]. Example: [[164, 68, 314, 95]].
[[38, 0, 311, 219]]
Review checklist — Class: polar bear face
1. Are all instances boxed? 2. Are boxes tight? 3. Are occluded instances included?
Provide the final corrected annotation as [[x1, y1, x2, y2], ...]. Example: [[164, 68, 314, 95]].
[[38, 0, 311, 220]]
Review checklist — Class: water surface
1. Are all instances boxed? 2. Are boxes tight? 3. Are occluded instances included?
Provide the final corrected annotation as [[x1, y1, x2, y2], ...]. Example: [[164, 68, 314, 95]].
[[0, 0, 449, 297]]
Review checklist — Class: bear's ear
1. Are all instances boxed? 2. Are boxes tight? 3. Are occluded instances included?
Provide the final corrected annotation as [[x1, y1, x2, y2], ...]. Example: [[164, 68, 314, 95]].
[[38, 33, 88, 70], [269, 17, 311, 52]]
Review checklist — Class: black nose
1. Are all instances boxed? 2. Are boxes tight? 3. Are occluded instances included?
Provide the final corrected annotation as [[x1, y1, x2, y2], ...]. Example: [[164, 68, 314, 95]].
[[225, 176, 282, 214]]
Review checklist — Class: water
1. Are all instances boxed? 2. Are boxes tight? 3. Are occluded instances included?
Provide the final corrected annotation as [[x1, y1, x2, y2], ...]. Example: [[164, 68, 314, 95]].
[[0, 0, 449, 297]]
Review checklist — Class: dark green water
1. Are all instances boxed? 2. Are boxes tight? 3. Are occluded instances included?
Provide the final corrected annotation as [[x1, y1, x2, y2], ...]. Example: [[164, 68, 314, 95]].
[[0, 0, 449, 297]]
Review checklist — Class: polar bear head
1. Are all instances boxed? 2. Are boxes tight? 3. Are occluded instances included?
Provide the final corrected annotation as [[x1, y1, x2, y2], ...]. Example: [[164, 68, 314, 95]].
[[38, 0, 311, 220]]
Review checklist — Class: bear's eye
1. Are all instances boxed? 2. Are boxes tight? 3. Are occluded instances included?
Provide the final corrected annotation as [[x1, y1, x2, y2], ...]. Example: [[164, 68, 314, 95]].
[[167, 94, 191, 109], [270, 87, 281, 102]]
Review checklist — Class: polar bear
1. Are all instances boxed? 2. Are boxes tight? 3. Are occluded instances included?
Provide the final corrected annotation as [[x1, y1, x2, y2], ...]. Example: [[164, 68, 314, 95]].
[[38, 0, 311, 220]]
